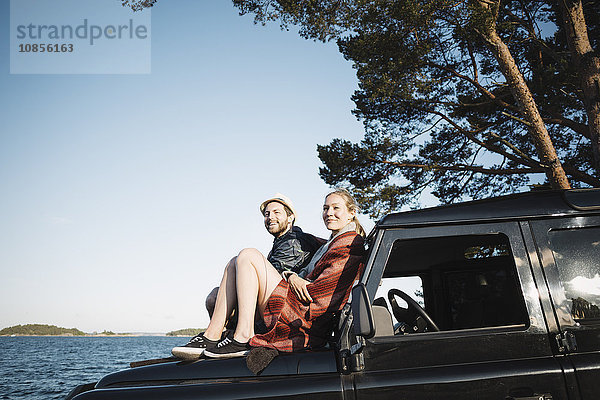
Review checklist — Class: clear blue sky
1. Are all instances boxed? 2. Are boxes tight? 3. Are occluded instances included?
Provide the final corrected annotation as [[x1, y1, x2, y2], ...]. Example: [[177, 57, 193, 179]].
[[0, 0, 381, 333]]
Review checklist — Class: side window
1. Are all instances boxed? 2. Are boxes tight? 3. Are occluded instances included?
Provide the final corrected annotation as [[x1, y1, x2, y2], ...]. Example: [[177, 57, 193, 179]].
[[375, 233, 529, 334], [548, 227, 600, 324]]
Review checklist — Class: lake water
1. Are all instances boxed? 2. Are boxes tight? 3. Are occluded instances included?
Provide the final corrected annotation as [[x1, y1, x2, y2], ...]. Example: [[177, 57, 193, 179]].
[[0, 336, 186, 400]]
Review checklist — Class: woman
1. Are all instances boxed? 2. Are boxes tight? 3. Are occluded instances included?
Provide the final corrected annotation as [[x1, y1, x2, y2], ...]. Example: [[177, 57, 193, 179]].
[[174, 189, 366, 359]]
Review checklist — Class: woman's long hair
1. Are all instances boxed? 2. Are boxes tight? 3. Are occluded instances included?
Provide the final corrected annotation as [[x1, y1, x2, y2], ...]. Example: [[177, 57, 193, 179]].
[[326, 188, 366, 237]]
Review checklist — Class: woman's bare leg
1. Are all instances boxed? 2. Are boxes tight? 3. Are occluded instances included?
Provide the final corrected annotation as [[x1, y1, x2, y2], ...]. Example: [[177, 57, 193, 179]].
[[203, 257, 237, 341], [232, 248, 282, 342]]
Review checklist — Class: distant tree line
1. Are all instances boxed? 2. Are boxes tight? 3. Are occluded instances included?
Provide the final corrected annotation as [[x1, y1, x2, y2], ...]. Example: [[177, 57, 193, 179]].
[[166, 328, 205, 337], [0, 324, 86, 336]]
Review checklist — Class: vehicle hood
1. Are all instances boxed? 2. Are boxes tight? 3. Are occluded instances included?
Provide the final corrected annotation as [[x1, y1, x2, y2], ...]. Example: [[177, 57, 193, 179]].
[[96, 350, 337, 389]]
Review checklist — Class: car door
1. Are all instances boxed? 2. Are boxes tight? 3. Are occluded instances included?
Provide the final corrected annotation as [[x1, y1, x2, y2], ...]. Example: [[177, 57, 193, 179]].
[[352, 222, 569, 400], [529, 214, 600, 400]]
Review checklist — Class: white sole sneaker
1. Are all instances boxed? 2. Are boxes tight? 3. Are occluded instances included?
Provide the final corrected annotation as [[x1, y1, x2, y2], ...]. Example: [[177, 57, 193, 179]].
[[171, 346, 206, 360], [203, 348, 249, 359]]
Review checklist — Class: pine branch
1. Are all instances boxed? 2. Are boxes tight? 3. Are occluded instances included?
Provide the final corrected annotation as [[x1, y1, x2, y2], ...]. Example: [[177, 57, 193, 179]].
[[562, 164, 600, 187], [423, 108, 540, 169], [367, 159, 543, 175], [544, 116, 591, 140], [427, 61, 522, 115]]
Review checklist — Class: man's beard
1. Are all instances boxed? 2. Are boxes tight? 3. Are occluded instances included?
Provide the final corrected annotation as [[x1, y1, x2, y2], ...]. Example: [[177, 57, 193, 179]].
[[267, 220, 290, 237]]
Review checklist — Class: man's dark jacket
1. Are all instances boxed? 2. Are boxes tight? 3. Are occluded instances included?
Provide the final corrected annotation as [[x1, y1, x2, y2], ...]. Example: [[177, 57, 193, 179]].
[[267, 226, 324, 274]]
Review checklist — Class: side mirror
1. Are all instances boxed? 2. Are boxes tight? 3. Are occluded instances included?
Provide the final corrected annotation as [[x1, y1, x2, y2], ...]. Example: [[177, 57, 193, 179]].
[[351, 283, 375, 339]]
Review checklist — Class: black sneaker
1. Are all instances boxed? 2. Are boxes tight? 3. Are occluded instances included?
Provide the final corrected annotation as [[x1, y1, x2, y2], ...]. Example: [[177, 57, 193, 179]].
[[203, 337, 250, 359], [171, 334, 218, 360]]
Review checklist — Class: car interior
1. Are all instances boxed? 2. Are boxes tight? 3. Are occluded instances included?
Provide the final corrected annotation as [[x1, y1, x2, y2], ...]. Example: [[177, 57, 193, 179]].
[[372, 233, 530, 336]]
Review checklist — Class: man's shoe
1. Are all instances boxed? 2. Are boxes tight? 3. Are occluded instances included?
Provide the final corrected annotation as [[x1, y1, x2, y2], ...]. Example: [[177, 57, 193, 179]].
[[171, 333, 218, 360], [203, 337, 250, 359]]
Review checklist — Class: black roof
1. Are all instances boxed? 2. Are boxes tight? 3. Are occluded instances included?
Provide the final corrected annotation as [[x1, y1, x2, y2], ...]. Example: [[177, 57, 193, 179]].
[[377, 189, 600, 228]]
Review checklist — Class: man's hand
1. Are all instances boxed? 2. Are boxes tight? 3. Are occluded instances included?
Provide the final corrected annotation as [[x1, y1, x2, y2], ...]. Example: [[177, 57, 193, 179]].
[[288, 274, 313, 304]]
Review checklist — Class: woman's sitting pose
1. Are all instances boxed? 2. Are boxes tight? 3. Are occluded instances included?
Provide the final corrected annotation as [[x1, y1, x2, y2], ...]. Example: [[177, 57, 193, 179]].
[[172, 189, 366, 359]]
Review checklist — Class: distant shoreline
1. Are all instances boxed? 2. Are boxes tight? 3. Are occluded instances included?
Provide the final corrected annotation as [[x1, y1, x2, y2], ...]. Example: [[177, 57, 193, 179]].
[[0, 334, 193, 337], [1, 324, 202, 337], [1, 334, 168, 337]]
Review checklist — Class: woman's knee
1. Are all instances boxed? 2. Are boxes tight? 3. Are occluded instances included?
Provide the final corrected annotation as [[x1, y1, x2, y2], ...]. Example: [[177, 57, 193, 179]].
[[237, 248, 263, 264]]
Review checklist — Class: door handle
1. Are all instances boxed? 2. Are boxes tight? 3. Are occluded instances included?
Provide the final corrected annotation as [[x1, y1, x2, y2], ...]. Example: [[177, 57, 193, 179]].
[[507, 395, 552, 400]]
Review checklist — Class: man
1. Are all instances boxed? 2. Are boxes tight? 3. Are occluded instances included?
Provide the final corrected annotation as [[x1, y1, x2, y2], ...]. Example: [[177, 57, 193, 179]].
[[204, 193, 323, 316], [261, 194, 324, 273], [173, 194, 323, 360]]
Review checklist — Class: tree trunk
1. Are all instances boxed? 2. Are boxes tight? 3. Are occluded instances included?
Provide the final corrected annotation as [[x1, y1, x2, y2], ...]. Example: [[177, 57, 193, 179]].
[[476, 2, 571, 189], [559, 0, 600, 179]]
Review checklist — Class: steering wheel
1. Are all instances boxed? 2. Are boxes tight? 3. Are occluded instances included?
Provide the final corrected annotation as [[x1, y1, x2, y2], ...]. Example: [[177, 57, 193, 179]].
[[387, 288, 440, 332]]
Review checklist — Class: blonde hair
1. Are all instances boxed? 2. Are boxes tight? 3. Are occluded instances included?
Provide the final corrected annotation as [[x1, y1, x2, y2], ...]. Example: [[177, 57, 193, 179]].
[[325, 188, 366, 237]]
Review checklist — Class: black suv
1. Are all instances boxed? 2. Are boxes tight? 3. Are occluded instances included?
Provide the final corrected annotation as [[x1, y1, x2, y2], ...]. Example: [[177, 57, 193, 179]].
[[67, 189, 600, 400]]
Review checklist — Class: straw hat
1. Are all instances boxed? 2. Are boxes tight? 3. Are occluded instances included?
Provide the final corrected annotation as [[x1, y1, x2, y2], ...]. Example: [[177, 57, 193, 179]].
[[259, 193, 297, 220]]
